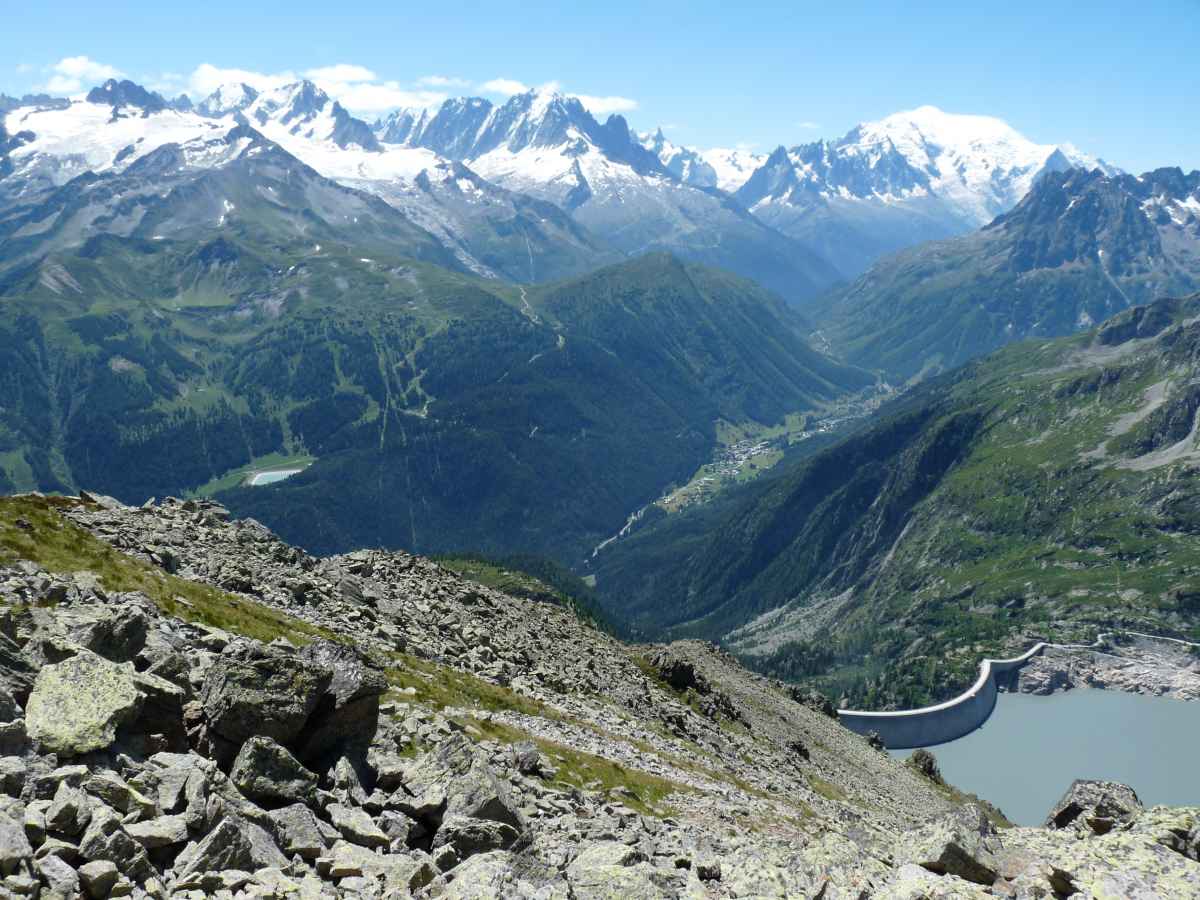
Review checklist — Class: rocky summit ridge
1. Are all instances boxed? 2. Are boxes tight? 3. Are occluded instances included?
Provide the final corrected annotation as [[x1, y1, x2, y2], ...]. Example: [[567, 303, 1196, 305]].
[[0, 492, 1195, 898]]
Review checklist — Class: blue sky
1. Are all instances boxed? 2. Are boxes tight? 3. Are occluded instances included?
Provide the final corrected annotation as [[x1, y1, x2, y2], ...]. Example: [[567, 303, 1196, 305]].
[[3, 0, 1197, 173]]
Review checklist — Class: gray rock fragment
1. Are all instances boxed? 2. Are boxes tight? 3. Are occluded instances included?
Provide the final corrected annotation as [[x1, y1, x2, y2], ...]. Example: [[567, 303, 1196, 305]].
[[229, 735, 317, 806]]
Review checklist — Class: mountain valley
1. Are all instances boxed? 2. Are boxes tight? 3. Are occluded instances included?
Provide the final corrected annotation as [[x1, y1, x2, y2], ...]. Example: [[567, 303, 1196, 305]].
[[0, 19, 1199, 895], [591, 294, 1200, 707]]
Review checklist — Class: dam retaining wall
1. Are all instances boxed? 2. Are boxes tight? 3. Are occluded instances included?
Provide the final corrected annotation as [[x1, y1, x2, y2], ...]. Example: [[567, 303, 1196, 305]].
[[837, 643, 1047, 749]]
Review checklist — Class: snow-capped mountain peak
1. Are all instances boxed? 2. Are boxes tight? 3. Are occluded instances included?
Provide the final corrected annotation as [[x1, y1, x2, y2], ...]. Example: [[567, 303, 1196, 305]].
[[836, 104, 1115, 223], [239, 80, 381, 152], [638, 128, 764, 192], [196, 82, 259, 118]]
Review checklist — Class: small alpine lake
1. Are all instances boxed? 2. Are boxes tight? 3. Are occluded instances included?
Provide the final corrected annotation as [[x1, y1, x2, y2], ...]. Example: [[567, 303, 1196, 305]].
[[892, 689, 1200, 826], [247, 468, 305, 486]]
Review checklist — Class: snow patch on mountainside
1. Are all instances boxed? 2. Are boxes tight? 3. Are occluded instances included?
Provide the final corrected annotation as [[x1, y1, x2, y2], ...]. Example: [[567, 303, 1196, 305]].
[[3, 102, 233, 186], [701, 147, 766, 193], [638, 129, 764, 193]]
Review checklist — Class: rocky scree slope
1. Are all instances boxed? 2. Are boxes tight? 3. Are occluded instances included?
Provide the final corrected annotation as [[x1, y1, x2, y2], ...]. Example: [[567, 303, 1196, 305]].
[[0, 492, 1193, 897], [592, 294, 1200, 708]]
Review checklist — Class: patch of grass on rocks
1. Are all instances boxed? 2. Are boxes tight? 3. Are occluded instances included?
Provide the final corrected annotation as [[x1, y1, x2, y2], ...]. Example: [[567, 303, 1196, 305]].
[[807, 774, 848, 803], [445, 710, 689, 818], [386, 654, 556, 719], [0, 495, 328, 644]]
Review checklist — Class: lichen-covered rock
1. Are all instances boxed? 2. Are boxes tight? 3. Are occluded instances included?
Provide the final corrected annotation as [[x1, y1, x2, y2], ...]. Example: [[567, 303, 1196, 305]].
[[431, 815, 520, 861], [292, 639, 388, 766], [171, 815, 287, 884], [199, 644, 331, 747], [1044, 778, 1143, 834], [25, 650, 143, 756], [69, 603, 149, 664], [229, 735, 317, 806], [77, 859, 119, 899], [439, 850, 519, 899], [45, 780, 91, 836], [0, 811, 32, 876], [125, 813, 189, 848], [401, 734, 525, 831], [267, 803, 330, 860], [894, 806, 1001, 885], [875, 862, 993, 898], [1003, 806, 1200, 898], [34, 852, 79, 898], [327, 803, 389, 849], [77, 805, 152, 881], [566, 843, 674, 899]]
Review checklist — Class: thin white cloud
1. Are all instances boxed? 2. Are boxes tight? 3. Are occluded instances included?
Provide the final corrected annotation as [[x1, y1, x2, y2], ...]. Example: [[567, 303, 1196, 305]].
[[481, 77, 636, 115], [573, 94, 638, 115], [186, 63, 446, 111], [796, 121, 822, 130], [15, 63, 34, 75], [304, 64, 376, 84], [324, 80, 447, 112], [144, 72, 186, 95], [417, 75, 470, 88], [481, 78, 529, 96], [40, 56, 123, 94], [188, 63, 296, 96]]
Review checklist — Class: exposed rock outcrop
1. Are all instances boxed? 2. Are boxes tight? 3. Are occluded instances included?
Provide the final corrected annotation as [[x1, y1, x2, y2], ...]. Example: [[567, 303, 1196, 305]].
[[0, 492, 1191, 897]]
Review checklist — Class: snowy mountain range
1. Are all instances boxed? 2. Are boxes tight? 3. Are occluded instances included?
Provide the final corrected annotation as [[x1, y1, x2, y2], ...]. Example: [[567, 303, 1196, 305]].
[[637, 129, 764, 193], [731, 106, 1116, 275], [1, 77, 1121, 297]]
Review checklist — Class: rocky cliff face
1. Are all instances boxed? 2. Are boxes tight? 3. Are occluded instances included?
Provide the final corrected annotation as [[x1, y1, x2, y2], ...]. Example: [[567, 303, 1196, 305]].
[[0, 492, 1195, 897]]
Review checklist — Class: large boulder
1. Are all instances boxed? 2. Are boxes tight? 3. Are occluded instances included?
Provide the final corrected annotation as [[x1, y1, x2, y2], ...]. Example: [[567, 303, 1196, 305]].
[[199, 643, 331, 749], [69, 603, 149, 663], [400, 734, 525, 836], [566, 843, 674, 899], [172, 815, 287, 884], [26, 650, 143, 755], [77, 860, 119, 899], [229, 735, 317, 806], [328, 803, 389, 849], [125, 814, 189, 849], [0, 632, 35, 706], [1045, 780, 1143, 835], [35, 852, 80, 898], [439, 850, 516, 899], [0, 811, 32, 875], [431, 815, 520, 862], [648, 647, 708, 694], [292, 640, 388, 767], [894, 807, 1001, 886], [45, 780, 92, 836], [267, 803, 332, 860], [77, 805, 152, 881]]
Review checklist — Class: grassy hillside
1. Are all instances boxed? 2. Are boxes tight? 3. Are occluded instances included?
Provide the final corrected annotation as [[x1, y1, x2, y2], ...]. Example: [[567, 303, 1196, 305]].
[[0, 212, 868, 564], [592, 295, 1200, 707]]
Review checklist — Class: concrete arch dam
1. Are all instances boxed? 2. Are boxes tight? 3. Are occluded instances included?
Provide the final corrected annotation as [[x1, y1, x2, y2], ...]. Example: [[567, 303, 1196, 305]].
[[837, 643, 1048, 750]]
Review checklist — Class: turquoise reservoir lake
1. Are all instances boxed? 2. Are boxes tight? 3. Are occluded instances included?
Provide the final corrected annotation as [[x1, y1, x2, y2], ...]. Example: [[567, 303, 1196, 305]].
[[893, 689, 1200, 825]]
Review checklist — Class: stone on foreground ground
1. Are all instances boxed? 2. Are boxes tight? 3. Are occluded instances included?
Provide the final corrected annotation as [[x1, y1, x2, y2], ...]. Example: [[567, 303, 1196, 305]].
[[0, 492, 1189, 897]]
